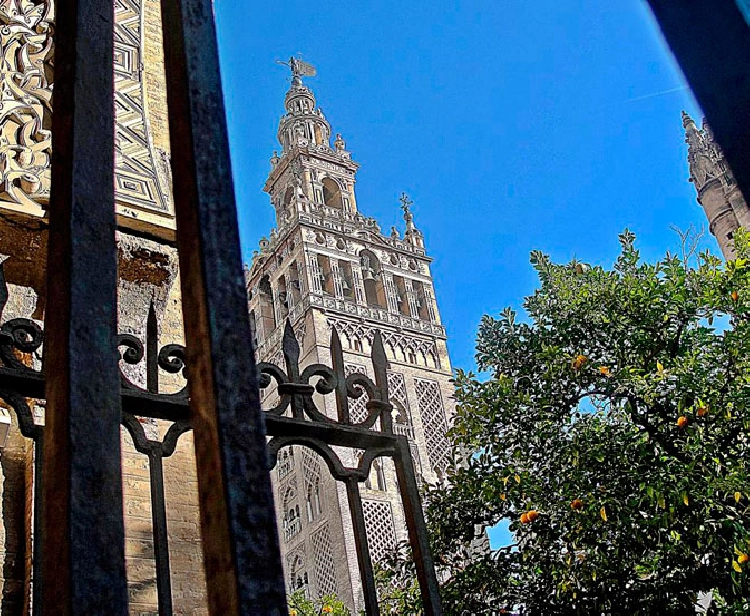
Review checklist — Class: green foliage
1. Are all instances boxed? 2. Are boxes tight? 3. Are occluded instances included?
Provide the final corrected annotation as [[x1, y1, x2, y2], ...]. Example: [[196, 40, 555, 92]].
[[287, 591, 350, 616], [380, 231, 750, 614]]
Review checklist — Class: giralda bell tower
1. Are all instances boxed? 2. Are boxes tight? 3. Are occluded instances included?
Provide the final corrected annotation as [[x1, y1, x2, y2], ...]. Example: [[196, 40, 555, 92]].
[[246, 59, 455, 611]]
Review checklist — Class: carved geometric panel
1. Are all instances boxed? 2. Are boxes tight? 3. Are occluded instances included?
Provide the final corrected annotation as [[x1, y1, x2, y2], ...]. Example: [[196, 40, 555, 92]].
[[414, 378, 450, 472]]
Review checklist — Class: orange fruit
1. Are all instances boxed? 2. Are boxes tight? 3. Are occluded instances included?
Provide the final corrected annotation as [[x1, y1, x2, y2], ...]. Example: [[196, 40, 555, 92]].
[[572, 354, 588, 369], [677, 416, 688, 429], [739, 553, 749, 565], [527, 510, 540, 522], [598, 366, 610, 376], [571, 499, 584, 511], [697, 406, 708, 417], [732, 290, 739, 302], [520, 512, 530, 524]]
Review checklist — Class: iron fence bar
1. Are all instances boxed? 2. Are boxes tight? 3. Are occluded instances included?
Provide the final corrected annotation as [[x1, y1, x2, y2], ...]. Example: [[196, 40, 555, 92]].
[[41, 0, 128, 612], [148, 449, 173, 615], [646, 0, 750, 201], [344, 476, 380, 615], [159, 0, 286, 612], [392, 438, 443, 616]]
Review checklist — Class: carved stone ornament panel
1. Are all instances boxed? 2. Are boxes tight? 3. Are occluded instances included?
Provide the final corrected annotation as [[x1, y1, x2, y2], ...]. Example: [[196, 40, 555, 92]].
[[0, 0, 173, 217]]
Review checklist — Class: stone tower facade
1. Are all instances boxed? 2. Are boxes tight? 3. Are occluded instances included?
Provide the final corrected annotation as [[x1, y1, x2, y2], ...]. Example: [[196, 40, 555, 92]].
[[683, 111, 750, 258], [246, 64, 454, 611]]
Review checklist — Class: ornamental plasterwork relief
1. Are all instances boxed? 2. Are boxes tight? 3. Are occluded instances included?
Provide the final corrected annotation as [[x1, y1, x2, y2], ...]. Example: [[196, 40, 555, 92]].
[[0, 0, 172, 216], [0, 0, 53, 209]]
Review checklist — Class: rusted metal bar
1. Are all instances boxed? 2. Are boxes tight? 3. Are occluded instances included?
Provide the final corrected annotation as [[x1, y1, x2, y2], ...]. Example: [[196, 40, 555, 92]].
[[159, 0, 287, 612], [41, 0, 128, 612], [31, 437, 43, 616], [344, 476, 380, 615], [393, 438, 443, 616], [646, 0, 750, 200]]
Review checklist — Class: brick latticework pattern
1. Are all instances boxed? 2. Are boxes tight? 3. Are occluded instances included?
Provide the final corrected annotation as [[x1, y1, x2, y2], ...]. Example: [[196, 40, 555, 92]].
[[415, 378, 451, 472], [311, 523, 338, 597], [302, 447, 322, 487], [362, 500, 397, 563]]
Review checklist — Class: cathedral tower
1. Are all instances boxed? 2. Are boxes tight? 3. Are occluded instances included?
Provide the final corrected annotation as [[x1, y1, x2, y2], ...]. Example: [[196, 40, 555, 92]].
[[683, 111, 750, 258], [246, 60, 454, 610]]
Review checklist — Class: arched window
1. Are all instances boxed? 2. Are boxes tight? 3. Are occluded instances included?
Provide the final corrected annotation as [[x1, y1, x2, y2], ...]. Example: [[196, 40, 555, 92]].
[[352, 336, 363, 353], [360, 250, 386, 308], [365, 460, 386, 491], [277, 275, 289, 320], [338, 259, 354, 299], [306, 479, 322, 522], [278, 446, 294, 479], [249, 310, 258, 349], [282, 486, 302, 541], [258, 275, 275, 340], [283, 186, 296, 219], [322, 177, 343, 209], [288, 261, 302, 305]]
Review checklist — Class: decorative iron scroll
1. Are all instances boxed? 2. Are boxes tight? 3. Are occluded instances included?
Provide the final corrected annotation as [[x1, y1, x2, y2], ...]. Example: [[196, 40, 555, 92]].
[[0, 259, 442, 615]]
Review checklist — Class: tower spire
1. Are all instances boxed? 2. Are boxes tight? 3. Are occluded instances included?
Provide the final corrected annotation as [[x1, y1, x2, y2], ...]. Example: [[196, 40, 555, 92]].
[[682, 111, 750, 259]]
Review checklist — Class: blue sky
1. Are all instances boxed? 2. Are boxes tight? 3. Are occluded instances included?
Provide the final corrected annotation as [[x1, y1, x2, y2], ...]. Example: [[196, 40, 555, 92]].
[[215, 2, 708, 546]]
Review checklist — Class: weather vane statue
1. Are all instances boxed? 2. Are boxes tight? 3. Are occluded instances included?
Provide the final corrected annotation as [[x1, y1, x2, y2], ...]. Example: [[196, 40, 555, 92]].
[[277, 55, 317, 85]]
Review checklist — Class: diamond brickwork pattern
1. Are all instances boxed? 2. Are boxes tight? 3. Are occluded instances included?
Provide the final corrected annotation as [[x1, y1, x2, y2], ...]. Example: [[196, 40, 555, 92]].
[[362, 500, 397, 563], [414, 378, 450, 472], [311, 523, 338, 597]]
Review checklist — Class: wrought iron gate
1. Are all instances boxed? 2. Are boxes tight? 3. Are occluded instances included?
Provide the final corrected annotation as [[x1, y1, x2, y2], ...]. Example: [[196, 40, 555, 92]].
[[0, 0, 443, 614]]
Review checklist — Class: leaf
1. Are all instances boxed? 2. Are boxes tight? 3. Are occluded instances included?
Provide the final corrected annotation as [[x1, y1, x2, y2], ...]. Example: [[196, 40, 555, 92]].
[[657, 494, 666, 510], [514, 474, 521, 484], [733, 560, 743, 573], [683, 493, 689, 506], [600, 506, 607, 522], [735, 491, 742, 504]]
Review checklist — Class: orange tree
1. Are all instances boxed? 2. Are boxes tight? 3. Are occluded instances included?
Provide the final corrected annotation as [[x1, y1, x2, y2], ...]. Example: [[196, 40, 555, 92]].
[[379, 231, 750, 614]]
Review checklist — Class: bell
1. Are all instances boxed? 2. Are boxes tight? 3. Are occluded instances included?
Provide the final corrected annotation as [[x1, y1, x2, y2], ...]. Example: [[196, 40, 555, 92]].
[[341, 278, 351, 292], [363, 268, 375, 281]]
